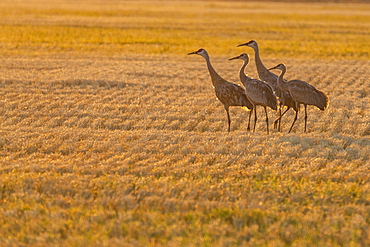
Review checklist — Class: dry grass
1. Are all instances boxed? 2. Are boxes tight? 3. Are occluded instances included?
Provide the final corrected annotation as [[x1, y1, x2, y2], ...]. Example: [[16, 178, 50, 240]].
[[0, 1, 369, 246], [0, 0, 369, 59]]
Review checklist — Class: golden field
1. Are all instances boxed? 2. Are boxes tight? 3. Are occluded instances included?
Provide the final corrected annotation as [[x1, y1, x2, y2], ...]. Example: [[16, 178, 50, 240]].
[[0, 0, 369, 246]]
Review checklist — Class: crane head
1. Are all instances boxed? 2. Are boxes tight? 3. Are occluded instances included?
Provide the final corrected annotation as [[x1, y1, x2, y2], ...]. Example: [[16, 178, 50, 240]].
[[268, 63, 286, 71], [229, 53, 249, 62], [237, 40, 257, 48], [187, 48, 207, 56]]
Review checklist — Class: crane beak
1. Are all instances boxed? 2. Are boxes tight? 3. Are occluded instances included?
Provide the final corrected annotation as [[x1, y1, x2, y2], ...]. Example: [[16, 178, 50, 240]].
[[268, 66, 276, 70], [237, 43, 248, 47], [187, 51, 197, 55], [228, 55, 239, 61]]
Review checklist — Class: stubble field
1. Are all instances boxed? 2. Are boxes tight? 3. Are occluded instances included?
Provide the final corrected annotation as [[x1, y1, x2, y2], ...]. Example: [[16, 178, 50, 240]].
[[0, 0, 369, 246]]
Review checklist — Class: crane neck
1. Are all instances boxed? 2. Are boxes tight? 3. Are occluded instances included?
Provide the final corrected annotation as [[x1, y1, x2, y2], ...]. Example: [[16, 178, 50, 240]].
[[203, 53, 224, 87], [277, 67, 288, 92], [252, 45, 269, 76], [239, 60, 249, 85]]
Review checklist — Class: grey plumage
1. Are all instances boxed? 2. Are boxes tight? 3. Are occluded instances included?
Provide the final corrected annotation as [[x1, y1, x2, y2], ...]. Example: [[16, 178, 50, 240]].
[[229, 53, 278, 134], [187, 48, 253, 132], [269, 63, 329, 133], [237, 40, 298, 131]]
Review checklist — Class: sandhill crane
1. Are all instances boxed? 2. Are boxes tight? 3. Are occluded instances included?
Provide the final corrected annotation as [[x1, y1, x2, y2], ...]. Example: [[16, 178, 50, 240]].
[[268, 63, 329, 133], [187, 48, 253, 132], [229, 53, 277, 134], [237, 40, 298, 131]]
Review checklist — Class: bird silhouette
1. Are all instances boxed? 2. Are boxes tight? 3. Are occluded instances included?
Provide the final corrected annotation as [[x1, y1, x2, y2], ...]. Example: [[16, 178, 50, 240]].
[[238, 40, 298, 131], [229, 53, 277, 134], [269, 63, 329, 133], [188, 48, 253, 132]]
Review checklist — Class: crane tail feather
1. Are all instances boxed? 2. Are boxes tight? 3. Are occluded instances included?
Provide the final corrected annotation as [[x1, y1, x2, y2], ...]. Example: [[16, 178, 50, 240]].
[[315, 90, 330, 110]]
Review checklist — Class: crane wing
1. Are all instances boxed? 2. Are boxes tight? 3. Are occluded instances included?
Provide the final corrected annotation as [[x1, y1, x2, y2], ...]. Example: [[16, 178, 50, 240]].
[[288, 80, 329, 110], [215, 83, 253, 109], [244, 79, 278, 110]]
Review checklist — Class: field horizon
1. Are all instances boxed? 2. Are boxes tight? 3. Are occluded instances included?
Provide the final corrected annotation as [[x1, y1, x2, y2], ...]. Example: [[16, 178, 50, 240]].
[[0, 0, 369, 246]]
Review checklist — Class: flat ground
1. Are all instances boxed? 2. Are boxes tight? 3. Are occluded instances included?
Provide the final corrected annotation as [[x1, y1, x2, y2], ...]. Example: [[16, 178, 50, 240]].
[[0, 1, 369, 246]]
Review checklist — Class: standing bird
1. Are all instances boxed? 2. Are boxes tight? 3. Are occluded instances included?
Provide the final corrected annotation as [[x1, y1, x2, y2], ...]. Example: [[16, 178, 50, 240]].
[[237, 40, 298, 131], [268, 63, 329, 133], [187, 48, 253, 132], [229, 53, 277, 134]]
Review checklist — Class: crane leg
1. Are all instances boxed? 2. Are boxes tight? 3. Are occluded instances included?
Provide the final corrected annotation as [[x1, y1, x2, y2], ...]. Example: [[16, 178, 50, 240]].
[[274, 107, 281, 130], [274, 106, 290, 131], [288, 109, 298, 133], [278, 107, 281, 131], [247, 108, 253, 131], [304, 104, 308, 133], [264, 106, 269, 134], [225, 106, 231, 132], [253, 105, 257, 132]]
